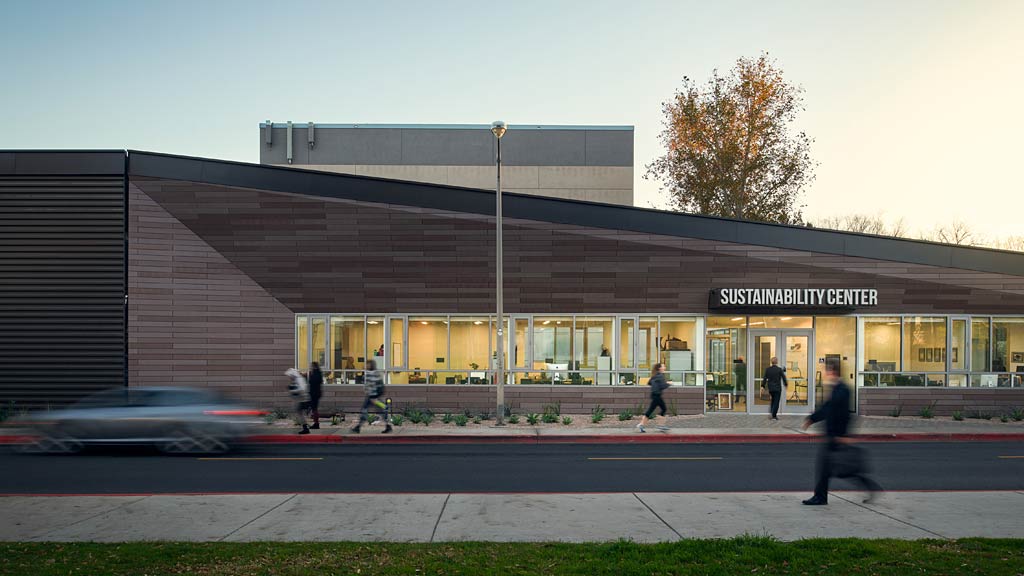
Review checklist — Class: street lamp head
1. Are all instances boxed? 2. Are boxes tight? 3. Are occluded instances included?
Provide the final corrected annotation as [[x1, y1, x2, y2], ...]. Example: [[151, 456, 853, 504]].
[[490, 121, 508, 139]]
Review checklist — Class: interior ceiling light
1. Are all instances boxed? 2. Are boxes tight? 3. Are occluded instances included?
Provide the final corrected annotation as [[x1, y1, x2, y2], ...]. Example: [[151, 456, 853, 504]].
[[421, 321, 429, 325], [474, 321, 483, 325], [542, 320, 550, 325], [731, 317, 743, 322], [367, 321, 379, 325], [781, 317, 793, 321]]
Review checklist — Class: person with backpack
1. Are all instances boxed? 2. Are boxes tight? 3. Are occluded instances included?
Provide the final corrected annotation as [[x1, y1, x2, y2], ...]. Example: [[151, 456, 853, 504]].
[[285, 368, 310, 435], [351, 359, 392, 434], [637, 363, 670, 433]]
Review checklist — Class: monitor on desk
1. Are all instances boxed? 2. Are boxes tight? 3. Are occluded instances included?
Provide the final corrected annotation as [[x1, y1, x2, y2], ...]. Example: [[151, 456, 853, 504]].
[[545, 363, 568, 381]]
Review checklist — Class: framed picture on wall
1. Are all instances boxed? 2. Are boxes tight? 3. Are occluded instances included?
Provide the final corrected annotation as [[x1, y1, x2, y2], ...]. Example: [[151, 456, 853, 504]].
[[925, 348, 934, 362], [717, 393, 732, 411], [918, 349, 926, 362], [1012, 352, 1024, 363]]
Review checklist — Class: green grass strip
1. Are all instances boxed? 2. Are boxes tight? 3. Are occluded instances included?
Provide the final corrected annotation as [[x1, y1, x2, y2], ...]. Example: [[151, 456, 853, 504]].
[[1, 538, 1023, 576]]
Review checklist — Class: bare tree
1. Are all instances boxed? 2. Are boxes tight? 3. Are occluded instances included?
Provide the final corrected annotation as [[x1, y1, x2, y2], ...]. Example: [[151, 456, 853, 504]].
[[923, 221, 976, 246], [810, 213, 908, 238]]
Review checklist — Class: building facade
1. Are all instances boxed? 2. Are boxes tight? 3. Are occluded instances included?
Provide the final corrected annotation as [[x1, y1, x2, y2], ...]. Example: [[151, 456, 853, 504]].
[[2, 150, 1024, 417], [259, 123, 634, 206]]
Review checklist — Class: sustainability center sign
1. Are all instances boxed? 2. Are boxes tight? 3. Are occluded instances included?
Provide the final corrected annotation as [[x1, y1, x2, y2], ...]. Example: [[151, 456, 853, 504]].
[[709, 288, 878, 312]]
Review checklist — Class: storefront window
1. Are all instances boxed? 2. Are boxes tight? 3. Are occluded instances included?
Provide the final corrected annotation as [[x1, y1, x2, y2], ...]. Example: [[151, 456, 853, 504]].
[[903, 316, 946, 372], [815, 316, 856, 405], [367, 318, 384, 366], [296, 316, 308, 369], [863, 317, 900, 372], [388, 318, 406, 383], [659, 317, 697, 372], [705, 316, 746, 411], [450, 317, 490, 373], [533, 317, 572, 369], [330, 317, 365, 371], [951, 319, 967, 372], [993, 317, 1024, 373], [619, 318, 635, 370], [638, 317, 658, 374], [748, 316, 813, 329], [972, 318, 991, 372], [311, 317, 326, 368], [408, 317, 448, 383], [575, 316, 613, 370], [513, 318, 529, 369]]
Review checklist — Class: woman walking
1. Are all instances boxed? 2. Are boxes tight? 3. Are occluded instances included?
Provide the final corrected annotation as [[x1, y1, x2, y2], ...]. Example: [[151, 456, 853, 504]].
[[637, 363, 670, 433], [307, 361, 324, 429]]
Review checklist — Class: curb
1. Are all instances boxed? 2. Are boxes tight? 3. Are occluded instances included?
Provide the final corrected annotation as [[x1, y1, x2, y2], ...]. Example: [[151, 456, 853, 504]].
[[3, 433, 1024, 446]]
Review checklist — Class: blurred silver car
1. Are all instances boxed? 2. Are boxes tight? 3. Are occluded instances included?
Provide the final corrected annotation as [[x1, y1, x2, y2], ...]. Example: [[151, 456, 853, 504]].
[[16, 387, 264, 454]]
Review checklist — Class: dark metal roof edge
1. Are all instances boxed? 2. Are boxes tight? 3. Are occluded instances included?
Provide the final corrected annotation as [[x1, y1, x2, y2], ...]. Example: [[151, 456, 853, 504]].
[[121, 150, 1018, 277], [0, 150, 127, 176]]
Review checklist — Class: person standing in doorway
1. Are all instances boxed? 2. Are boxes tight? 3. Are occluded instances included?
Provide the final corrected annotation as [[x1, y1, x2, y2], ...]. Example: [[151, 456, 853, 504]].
[[351, 359, 392, 434], [637, 363, 670, 433], [307, 361, 324, 430], [762, 357, 788, 420], [801, 360, 882, 505]]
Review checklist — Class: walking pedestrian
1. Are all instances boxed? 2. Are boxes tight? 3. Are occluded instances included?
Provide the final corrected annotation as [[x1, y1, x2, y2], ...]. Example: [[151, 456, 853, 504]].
[[351, 359, 392, 434], [285, 368, 310, 435], [637, 363, 670, 433], [307, 361, 324, 430], [801, 360, 882, 505], [762, 357, 787, 420]]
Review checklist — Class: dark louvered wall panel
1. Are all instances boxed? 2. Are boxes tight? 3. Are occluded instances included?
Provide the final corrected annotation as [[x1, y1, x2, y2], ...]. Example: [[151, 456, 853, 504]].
[[0, 175, 125, 406]]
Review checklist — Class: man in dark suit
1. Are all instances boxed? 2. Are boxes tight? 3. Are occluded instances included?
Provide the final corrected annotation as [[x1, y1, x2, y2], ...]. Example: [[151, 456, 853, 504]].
[[762, 357, 787, 420], [801, 360, 882, 505]]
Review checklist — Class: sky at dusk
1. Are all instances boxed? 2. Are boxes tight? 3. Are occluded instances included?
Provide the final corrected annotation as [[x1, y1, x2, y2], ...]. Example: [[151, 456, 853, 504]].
[[2, 0, 1022, 238]]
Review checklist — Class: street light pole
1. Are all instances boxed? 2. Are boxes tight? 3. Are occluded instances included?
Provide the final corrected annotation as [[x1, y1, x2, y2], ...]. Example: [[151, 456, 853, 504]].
[[491, 121, 507, 426]]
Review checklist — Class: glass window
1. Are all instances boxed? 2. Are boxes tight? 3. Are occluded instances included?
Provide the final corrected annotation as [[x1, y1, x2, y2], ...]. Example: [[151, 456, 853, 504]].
[[972, 318, 991, 372], [513, 318, 530, 369], [450, 317, 490, 372], [490, 316, 508, 370], [659, 317, 697, 371], [533, 317, 572, 369], [409, 317, 448, 376], [903, 316, 946, 372], [389, 318, 405, 369], [330, 317, 365, 371], [951, 319, 967, 371], [748, 316, 813, 329], [638, 317, 658, 373], [619, 318, 635, 370], [296, 316, 309, 369], [311, 317, 327, 368], [993, 317, 1024, 373], [575, 316, 613, 370], [815, 316, 856, 403], [705, 316, 747, 410], [863, 317, 900, 372], [367, 318, 384, 365]]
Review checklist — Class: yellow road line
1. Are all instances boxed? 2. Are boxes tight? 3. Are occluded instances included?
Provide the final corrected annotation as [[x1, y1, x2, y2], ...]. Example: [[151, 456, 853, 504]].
[[587, 457, 723, 461], [197, 457, 324, 461], [997, 456, 1024, 459]]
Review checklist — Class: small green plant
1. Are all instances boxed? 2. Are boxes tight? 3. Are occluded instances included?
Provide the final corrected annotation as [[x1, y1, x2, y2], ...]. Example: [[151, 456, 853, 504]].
[[888, 405, 902, 418], [668, 401, 679, 417], [967, 410, 993, 420], [618, 409, 634, 421], [542, 402, 561, 417], [591, 405, 606, 424], [263, 413, 276, 425], [420, 412, 434, 426], [952, 411, 964, 421], [918, 403, 935, 419], [454, 414, 469, 427], [1000, 414, 1009, 423], [463, 408, 475, 418], [478, 411, 493, 421], [541, 412, 559, 424], [562, 416, 573, 425], [442, 412, 454, 424], [366, 413, 379, 425], [526, 413, 540, 425], [472, 416, 482, 424], [1009, 407, 1024, 422], [508, 413, 521, 424], [271, 407, 288, 420], [391, 414, 404, 426]]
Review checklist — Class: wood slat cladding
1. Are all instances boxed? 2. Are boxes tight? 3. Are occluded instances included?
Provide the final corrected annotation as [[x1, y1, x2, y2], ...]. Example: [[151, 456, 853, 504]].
[[131, 177, 1024, 315], [127, 185, 294, 404], [0, 175, 125, 406], [859, 388, 1024, 417]]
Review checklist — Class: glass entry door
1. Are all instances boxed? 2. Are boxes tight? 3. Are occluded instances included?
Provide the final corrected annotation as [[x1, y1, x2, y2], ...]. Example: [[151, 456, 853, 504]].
[[748, 329, 814, 415]]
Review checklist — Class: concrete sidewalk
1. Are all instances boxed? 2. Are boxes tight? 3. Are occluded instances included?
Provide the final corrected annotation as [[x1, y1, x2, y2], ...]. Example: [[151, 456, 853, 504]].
[[2, 491, 1022, 542]]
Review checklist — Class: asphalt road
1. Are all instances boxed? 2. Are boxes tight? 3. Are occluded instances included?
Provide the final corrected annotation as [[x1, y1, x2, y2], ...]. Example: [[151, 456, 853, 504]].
[[1, 442, 1022, 494]]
